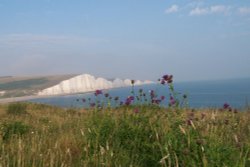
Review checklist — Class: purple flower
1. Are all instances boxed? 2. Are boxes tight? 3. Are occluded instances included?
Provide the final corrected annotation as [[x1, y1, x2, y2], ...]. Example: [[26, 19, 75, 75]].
[[104, 93, 109, 97], [169, 96, 176, 105], [223, 103, 230, 109], [162, 74, 173, 83], [161, 96, 165, 100], [125, 100, 131, 105], [161, 80, 166, 85], [125, 96, 134, 105], [149, 90, 155, 98], [114, 96, 119, 101], [82, 98, 86, 103], [151, 98, 161, 104], [131, 80, 135, 85], [162, 75, 169, 81], [94, 90, 103, 96], [128, 96, 134, 101]]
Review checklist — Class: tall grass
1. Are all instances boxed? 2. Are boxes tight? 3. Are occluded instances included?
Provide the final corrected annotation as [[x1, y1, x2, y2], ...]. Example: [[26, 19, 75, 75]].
[[0, 103, 249, 167]]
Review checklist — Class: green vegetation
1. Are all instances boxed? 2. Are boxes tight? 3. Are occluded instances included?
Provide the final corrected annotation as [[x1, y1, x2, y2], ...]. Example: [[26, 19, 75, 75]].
[[0, 103, 249, 167], [0, 78, 48, 90], [0, 75, 76, 98]]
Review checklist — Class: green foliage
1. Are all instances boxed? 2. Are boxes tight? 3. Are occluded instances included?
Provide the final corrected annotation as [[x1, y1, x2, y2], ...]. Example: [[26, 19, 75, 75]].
[[84, 111, 163, 166], [1, 121, 30, 141], [7, 103, 28, 115]]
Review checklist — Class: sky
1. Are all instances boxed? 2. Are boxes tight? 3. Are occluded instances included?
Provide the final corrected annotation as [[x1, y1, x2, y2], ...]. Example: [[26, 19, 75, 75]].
[[0, 0, 250, 81]]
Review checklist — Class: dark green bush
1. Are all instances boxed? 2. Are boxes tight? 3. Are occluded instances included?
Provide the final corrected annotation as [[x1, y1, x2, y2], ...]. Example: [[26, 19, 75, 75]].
[[7, 103, 28, 115]]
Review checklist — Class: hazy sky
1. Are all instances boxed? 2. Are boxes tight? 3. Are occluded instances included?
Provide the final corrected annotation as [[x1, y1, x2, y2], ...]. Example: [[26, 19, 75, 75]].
[[0, 0, 250, 81]]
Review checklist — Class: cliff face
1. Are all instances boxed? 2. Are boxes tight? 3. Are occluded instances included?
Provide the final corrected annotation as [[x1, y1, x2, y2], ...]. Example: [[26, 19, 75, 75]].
[[38, 74, 153, 96]]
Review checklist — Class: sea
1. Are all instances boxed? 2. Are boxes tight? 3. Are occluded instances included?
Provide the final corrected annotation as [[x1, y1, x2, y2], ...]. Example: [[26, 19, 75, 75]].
[[29, 78, 250, 109]]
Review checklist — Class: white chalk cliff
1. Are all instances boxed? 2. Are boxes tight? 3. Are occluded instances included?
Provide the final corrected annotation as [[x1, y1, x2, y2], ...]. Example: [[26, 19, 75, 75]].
[[38, 74, 153, 96]]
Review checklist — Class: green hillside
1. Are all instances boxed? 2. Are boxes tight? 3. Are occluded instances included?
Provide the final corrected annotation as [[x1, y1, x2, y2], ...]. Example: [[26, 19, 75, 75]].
[[0, 75, 76, 98]]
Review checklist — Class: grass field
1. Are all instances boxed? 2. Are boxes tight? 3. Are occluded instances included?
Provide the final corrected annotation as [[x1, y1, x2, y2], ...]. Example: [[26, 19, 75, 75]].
[[0, 75, 76, 98], [0, 102, 249, 167]]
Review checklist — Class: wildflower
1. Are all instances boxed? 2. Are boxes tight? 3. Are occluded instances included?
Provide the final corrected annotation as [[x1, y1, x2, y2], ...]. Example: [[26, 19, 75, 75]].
[[125, 96, 134, 105], [161, 96, 165, 100], [82, 98, 86, 103], [125, 100, 131, 106], [223, 103, 230, 109], [114, 96, 119, 101], [104, 93, 109, 98], [149, 90, 155, 98], [162, 75, 169, 81], [183, 94, 187, 99], [162, 74, 173, 83], [152, 98, 161, 104], [161, 80, 165, 85], [131, 80, 135, 85], [128, 96, 134, 101], [95, 90, 103, 96], [76, 99, 80, 102], [169, 96, 176, 105]]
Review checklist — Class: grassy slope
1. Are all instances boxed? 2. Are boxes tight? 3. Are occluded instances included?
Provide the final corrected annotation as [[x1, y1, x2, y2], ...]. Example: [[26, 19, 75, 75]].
[[0, 75, 77, 98], [0, 103, 249, 167]]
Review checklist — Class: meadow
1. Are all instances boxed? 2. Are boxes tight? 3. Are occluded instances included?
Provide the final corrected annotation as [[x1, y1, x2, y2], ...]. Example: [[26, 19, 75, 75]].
[[0, 75, 249, 167]]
